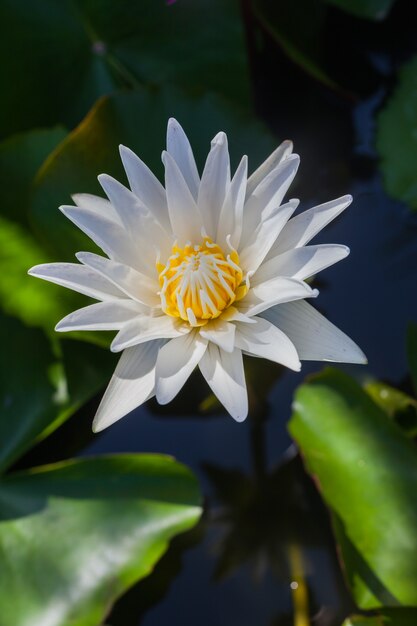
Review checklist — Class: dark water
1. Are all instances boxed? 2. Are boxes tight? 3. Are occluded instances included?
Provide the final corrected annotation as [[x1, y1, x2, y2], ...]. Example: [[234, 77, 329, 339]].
[[56, 2, 417, 624]]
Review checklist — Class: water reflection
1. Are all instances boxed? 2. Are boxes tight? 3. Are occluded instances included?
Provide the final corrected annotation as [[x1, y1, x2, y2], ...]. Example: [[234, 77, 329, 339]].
[[96, 390, 355, 626]]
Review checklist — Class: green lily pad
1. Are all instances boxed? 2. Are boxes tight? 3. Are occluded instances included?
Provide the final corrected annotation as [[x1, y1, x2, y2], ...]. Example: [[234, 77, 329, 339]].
[[289, 368, 417, 609], [364, 380, 417, 437], [31, 86, 276, 260], [343, 609, 417, 626], [0, 0, 94, 138], [37, 336, 117, 442], [0, 0, 249, 139], [0, 454, 201, 626], [0, 217, 114, 352], [377, 56, 417, 211], [342, 617, 383, 626], [378, 609, 417, 625], [0, 314, 57, 472], [251, 0, 340, 91], [0, 216, 79, 330], [0, 127, 94, 332], [0, 314, 115, 472], [364, 381, 417, 418], [324, 0, 395, 20], [0, 127, 67, 224], [0, 211, 114, 343]]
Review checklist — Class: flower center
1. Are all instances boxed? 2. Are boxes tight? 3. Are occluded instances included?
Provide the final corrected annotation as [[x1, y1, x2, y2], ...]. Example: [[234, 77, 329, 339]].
[[158, 238, 246, 326]]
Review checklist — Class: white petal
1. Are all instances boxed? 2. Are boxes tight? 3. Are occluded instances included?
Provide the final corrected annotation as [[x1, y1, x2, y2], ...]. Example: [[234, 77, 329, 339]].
[[220, 306, 256, 324], [28, 263, 126, 301], [92, 341, 161, 432], [199, 319, 236, 353], [262, 300, 367, 363], [155, 331, 208, 405], [119, 145, 170, 231], [55, 300, 143, 332], [162, 150, 202, 243], [240, 155, 299, 247], [235, 316, 300, 371], [199, 344, 248, 422], [111, 314, 190, 353], [72, 193, 121, 224], [59, 205, 141, 269], [246, 140, 293, 198], [166, 118, 200, 200], [216, 155, 248, 250], [98, 174, 147, 233], [238, 277, 318, 317], [270, 194, 352, 257], [98, 174, 172, 272], [76, 252, 160, 307], [198, 132, 231, 239], [129, 208, 173, 274], [239, 200, 299, 273], [252, 244, 350, 285]]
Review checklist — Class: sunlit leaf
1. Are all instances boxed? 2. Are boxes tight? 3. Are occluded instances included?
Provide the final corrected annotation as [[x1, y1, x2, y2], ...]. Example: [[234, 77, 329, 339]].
[[364, 380, 417, 437], [377, 56, 417, 211], [0, 214, 114, 344], [324, 0, 395, 20], [107, 521, 204, 625], [364, 381, 417, 417], [0, 216, 75, 330], [289, 368, 417, 609], [31, 86, 276, 260], [0, 454, 201, 626], [0, 127, 95, 332]]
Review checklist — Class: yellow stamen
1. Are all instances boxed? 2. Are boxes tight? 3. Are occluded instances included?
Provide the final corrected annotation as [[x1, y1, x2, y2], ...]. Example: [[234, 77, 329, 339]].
[[158, 238, 247, 326]]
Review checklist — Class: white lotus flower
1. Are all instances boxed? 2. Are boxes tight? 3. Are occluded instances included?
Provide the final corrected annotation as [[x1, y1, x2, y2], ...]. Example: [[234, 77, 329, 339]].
[[29, 119, 366, 431]]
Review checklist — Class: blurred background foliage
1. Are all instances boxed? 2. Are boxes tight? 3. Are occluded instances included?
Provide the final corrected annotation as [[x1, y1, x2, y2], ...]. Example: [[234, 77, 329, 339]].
[[0, 1, 417, 625]]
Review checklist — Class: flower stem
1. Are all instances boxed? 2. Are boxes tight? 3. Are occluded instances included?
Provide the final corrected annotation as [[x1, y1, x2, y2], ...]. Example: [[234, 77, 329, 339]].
[[288, 544, 310, 626]]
